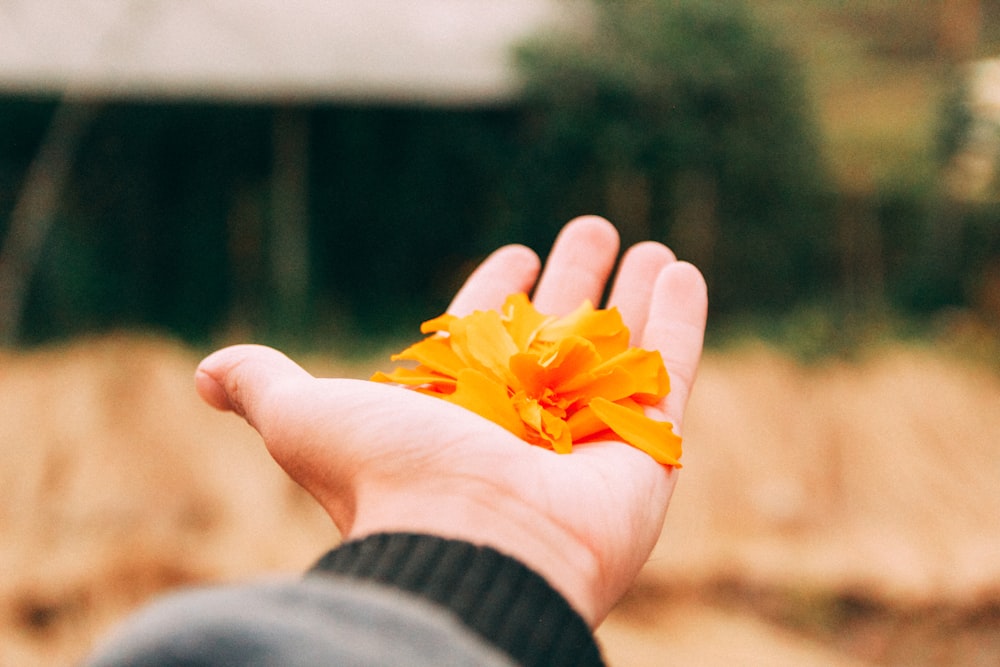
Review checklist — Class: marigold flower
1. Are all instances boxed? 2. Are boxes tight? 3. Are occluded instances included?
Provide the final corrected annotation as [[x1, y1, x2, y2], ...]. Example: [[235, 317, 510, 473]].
[[371, 293, 682, 466]]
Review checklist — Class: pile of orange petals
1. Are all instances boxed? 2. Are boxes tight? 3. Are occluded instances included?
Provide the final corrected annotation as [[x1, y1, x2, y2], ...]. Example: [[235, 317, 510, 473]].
[[371, 293, 682, 466]]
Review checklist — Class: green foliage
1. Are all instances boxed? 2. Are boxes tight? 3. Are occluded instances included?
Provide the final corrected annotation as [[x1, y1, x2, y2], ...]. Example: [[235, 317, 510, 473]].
[[895, 60, 1000, 319], [512, 0, 835, 314]]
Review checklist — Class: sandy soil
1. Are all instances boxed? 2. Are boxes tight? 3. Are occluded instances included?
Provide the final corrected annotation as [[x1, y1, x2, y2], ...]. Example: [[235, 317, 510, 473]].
[[1, 335, 998, 665]]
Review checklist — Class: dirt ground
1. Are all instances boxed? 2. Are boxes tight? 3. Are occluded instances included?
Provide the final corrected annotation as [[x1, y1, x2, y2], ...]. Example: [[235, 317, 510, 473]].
[[1, 334, 999, 666]]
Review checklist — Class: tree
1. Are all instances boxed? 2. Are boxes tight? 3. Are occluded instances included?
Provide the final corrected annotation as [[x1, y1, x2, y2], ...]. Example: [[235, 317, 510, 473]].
[[513, 0, 834, 314]]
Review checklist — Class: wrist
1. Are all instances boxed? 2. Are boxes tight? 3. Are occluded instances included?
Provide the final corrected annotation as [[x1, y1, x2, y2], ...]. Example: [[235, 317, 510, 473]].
[[346, 474, 606, 627]]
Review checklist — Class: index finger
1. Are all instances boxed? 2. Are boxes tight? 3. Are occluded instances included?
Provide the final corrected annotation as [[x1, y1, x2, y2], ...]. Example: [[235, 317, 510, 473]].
[[447, 244, 541, 317]]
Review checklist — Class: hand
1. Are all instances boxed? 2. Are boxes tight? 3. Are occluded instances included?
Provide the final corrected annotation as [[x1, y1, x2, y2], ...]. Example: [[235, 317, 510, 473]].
[[194, 216, 708, 627]]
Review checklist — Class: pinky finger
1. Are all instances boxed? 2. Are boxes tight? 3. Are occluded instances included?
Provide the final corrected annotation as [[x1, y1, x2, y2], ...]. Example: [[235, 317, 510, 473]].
[[640, 262, 708, 429]]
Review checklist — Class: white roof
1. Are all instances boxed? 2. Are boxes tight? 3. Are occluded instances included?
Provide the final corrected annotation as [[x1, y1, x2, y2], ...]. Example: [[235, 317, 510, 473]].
[[0, 0, 573, 104]]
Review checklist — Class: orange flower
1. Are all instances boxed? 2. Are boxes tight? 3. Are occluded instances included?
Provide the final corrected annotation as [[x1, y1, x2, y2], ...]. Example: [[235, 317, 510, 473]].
[[371, 293, 682, 466]]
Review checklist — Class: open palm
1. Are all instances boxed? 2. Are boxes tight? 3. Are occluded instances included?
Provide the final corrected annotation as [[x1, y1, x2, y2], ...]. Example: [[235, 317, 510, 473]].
[[195, 216, 708, 627]]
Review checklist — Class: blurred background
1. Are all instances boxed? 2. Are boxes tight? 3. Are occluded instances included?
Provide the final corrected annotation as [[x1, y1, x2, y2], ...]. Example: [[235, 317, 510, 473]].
[[2, 1, 1000, 665]]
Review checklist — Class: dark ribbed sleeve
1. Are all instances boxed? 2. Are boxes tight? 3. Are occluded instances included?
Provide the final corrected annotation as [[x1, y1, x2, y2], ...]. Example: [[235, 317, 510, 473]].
[[308, 533, 604, 667]]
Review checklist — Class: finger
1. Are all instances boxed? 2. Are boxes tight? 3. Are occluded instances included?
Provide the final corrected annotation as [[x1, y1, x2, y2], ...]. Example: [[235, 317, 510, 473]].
[[639, 262, 708, 428], [196, 345, 356, 528], [606, 241, 677, 344], [531, 216, 620, 316], [195, 344, 313, 428], [447, 244, 541, 317]]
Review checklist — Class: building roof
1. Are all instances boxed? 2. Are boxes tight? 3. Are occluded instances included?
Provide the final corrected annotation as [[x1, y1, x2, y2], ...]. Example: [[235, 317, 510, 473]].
[[0, 0, 574, 105]]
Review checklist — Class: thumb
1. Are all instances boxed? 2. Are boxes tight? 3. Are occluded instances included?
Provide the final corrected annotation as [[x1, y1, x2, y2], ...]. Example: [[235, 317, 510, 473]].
[[195, 344, 313, 424]]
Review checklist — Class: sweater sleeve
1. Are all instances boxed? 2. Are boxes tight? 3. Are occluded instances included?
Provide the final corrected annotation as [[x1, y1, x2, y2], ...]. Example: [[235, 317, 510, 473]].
[[308, 532, 605, 667]]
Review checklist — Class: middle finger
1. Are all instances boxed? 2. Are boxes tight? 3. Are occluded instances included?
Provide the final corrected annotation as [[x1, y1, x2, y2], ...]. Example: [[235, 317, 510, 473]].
[[531, 216, 620, 316]]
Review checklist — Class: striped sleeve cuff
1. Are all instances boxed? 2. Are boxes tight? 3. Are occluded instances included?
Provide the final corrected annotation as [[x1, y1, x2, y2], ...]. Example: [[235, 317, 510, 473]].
[[308, 533, 604, 667]]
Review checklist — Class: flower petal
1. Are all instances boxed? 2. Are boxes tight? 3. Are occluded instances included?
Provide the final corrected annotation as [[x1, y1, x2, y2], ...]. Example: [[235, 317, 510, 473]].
[[448, 310, 520, 385], [501, 293, 551, 350], [591, 348, 670, 402], [537, 302, 631, 358], [588, 397, 682, 467], [420, 313, 457, 334], [510, 335, 601, 398], [391, 337, 465, 377], [508, 352, 546, 396], [446, 368, 525, 439], [539, 408, 573, 454], [565, 404, 612, 442], [372, 293, 681, 465], [370, 367, 456, 393], [560, 365, 636, 405]]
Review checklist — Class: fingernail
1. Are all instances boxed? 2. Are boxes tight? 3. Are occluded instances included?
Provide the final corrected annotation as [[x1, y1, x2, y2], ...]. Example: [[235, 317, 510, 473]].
[[194, 366, 236, 413]]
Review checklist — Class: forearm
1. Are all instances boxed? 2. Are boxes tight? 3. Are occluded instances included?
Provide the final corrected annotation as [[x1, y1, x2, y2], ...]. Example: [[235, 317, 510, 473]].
[[84, 533, 603, 667]]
